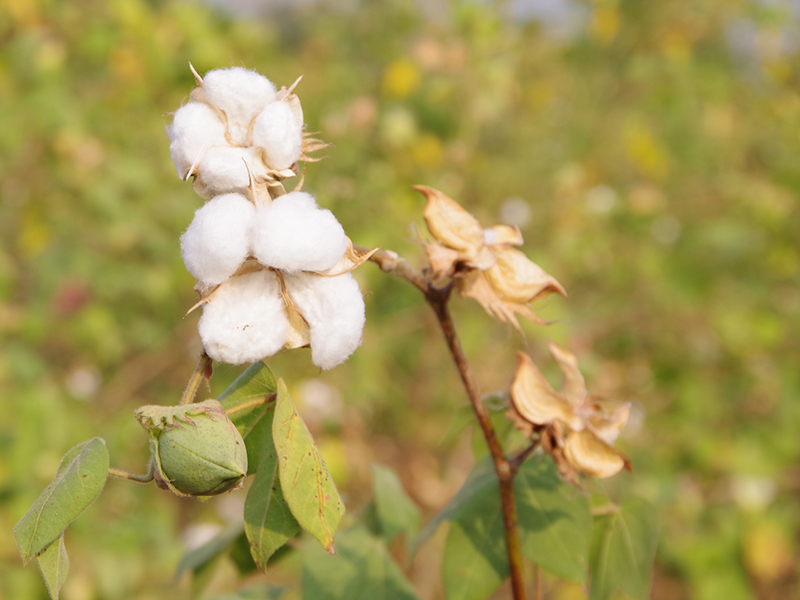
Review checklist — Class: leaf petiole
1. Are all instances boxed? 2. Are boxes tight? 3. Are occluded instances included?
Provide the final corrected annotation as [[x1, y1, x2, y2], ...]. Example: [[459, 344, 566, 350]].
[[107, 459, 154, 484]]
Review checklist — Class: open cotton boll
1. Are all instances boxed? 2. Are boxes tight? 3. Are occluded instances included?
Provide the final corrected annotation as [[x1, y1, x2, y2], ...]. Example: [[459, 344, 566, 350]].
[[168, 102, 228, 179], [199, 146, 264, 195], [253, 192, 347, 272], [252, 101, 303, 170], [202, 67, 277, 145], [285, 272, 365, 370], [180, 193, 255, 285], [198, 270, 290, 365]]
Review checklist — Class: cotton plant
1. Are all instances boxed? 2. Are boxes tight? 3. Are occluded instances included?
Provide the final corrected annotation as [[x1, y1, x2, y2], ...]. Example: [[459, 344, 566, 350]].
[[14, 65, 655, 600]]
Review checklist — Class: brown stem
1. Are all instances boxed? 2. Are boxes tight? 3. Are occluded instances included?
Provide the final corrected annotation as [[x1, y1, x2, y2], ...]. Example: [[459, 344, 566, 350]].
[[431, 296, 526, 600], [510, 440, 540, 476], [368, 252, 527, 600], [180, 351, 212, 405], [366, 249, 430, 295], [532, 564, 542, 600]]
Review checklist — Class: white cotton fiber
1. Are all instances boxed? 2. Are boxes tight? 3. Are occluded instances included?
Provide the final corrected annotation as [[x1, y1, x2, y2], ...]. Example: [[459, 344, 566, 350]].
[[252, 101, 303, 170], [285, 272, 365, 370], [180, 193, 255, 285], [198, 270, 289, 365], [253, 192, 347, 272], [168, 102, 228, 179], [202, 67, 277, 145], [198, 146, 264, 195]]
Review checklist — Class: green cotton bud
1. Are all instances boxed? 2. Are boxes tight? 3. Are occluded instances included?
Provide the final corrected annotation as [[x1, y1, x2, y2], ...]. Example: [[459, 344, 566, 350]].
[[134, 400, 248, 497]]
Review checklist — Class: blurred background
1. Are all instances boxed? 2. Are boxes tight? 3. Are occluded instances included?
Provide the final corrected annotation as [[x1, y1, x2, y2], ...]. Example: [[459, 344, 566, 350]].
[[1, 0, 799, 598]]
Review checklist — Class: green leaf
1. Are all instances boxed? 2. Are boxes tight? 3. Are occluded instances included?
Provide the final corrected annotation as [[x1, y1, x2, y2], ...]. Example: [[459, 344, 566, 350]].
[[37, 535, 69, 600], [302, 526, 420, 600], [419, 456, 592, 597], [516, 459, 592, 583], [470, 395, 525, 460], [372, 463, 420, 545], [229, 532, 259, 575], [205, 582, 287, 600], [273, 379, 344, 553], [244, 406, 300, 571], [175, 520, 244, 580], [219, 361, 278, 475], [218, 361, 277, 412], [415, 458, 497, 553], [589, 497, 659, 600], [14, 438, 110, 564], [443, 515, 506, 600]]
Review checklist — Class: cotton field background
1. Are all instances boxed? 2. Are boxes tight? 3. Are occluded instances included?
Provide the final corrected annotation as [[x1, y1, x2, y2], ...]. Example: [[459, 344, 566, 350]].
[[1, 0, 799, 598]]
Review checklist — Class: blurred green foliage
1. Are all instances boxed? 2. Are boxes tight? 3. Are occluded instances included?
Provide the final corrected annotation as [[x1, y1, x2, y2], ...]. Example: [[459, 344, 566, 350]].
[[1, 0, 799, 598]]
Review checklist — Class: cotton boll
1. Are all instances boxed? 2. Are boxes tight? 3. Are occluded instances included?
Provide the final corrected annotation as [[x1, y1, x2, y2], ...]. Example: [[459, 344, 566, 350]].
[[198, 146, 264, 195], [253, 192, 347, 272], [202, 67, 277, 145], [199, 270, 289, 365], [168, 102, 228, 179], [285, 272, 365, 370], [252, 101, 303, 170], [180, 193, 255, 285]]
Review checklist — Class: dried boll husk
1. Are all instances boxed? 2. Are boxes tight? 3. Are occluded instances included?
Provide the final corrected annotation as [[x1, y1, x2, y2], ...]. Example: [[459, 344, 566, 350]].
[[484, 247, 566, 304], [134, 400, 248, 497], [509, 342, 632, 480], [563, 429, 627, 479], [422, 185, 485, 253], [510, 352, 584, 431], [415, 185, 566, 329]]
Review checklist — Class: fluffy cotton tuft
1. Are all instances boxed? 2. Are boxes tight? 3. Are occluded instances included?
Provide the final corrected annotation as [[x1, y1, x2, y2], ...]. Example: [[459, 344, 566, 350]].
[[199, 146, 264, 195], [202, 67, 277, 145], [285, 272, 365, 370], [199, 270, 289, 364], [168, 102, 228, 179], [253, 192, 347, 272], [252, 101, 304, 170], [180, 193, 255, 285]]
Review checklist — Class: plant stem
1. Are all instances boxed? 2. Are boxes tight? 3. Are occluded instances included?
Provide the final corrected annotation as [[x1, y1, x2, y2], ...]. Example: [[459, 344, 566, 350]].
[[368, 251, 527, 600], [429, 293, 527, 600], [108, 460, 154, 483], [532, 564, 542, 600], [179, 351, 212, 405], [510, 440, 540, 476], [365, 249, 429, 295]]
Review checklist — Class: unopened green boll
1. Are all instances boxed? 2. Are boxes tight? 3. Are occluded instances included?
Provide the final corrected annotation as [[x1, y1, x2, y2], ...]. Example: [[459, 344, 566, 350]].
[[134, 400, 247, 497]]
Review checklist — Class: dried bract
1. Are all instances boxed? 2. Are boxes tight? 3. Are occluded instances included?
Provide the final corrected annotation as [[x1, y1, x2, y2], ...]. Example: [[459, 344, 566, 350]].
[[509, 341, 631, 480], [416, 185, 565, 329]]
